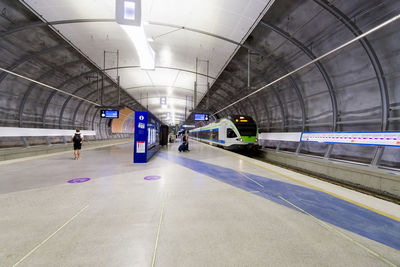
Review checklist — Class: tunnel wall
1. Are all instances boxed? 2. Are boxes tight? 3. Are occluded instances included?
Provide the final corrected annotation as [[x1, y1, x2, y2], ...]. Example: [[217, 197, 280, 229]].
[[0, 0, 142, 149], [195, 0, 400, 171]]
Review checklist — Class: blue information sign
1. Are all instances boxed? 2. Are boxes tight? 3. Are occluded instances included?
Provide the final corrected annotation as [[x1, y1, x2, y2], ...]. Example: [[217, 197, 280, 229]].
[[194, 113, 209, 121], [101, 110, 119, 118], [134, 111, 148, 163]]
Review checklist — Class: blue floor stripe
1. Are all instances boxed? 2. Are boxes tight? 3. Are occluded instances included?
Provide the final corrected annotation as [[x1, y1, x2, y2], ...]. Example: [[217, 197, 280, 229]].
[[158, 152, 400, 250]]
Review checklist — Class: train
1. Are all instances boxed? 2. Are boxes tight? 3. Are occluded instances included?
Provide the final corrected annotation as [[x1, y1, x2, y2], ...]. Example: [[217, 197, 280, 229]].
[[189, 115, 258, 149]]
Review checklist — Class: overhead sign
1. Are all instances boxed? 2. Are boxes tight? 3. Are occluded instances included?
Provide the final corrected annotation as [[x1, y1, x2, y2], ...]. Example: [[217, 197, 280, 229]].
[[116, 0, 141, 26], [194, 113, 209, 121], [101, 110, 119, 118]]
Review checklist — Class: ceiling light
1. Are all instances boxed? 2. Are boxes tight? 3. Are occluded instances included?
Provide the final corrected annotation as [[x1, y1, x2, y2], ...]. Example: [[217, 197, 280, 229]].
[[121, 25, 155, 70], [116, 0, 155, 70]]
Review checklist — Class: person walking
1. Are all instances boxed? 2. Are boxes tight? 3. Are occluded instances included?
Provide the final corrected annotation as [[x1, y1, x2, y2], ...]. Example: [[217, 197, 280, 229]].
[[71, 129, 84, 160]]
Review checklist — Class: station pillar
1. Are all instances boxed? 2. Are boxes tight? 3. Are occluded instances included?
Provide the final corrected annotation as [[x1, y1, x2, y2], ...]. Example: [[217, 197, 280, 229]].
[[133, 111, 148, 163]]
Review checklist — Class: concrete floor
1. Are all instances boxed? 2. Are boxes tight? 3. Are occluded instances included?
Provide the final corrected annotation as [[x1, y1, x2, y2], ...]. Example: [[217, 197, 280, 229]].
[[0, 140, 399, 266]]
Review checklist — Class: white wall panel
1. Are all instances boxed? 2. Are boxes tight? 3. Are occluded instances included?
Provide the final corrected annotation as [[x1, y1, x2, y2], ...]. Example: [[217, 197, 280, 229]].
[[0, 127, 96, 137]]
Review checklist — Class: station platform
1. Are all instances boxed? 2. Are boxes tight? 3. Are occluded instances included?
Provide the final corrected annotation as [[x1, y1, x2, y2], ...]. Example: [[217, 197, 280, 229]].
[[1, 140, 399, 266]]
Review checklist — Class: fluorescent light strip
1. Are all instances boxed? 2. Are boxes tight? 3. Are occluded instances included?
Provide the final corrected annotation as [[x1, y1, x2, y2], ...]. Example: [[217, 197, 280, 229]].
[[121, 25, 155, 70]]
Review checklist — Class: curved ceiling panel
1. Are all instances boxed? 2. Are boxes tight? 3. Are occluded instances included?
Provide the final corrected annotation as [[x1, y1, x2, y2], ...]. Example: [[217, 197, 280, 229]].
[[23, 0, 275, 124]]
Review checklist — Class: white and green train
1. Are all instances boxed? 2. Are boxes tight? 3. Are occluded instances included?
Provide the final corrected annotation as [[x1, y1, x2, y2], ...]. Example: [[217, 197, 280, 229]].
[[189, 115, 258, 149]]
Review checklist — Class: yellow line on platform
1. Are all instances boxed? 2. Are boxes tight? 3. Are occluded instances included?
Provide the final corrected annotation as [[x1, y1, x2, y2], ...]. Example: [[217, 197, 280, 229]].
[[194, 140, 400, 222], [13, 204, 89, 266], [151, 201, 166, 267]]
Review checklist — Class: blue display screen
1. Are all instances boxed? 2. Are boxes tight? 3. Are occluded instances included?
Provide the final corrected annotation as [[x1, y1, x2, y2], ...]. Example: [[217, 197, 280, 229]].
[[194, 113, 209, 121], [101, 110, 119, 118], [124, 1, 136, 20]]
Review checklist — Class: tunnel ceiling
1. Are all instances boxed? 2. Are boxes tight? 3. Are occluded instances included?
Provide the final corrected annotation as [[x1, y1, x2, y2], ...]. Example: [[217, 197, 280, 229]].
[[19, 0, 275, 125], [194, 0, 400, 135]]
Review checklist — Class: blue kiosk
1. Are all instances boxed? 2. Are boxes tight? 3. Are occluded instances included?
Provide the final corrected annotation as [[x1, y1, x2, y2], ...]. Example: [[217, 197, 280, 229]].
[[133, 111, 162, 163]]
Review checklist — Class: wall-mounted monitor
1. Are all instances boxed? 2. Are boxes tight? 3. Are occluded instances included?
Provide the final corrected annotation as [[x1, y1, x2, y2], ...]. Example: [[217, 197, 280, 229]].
[[101, 110, 119, 118], [194, 113, 209, 121]]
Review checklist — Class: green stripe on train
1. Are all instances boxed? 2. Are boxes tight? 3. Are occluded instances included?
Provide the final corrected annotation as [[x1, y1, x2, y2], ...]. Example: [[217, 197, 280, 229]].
[[241, 136, 257, 142]]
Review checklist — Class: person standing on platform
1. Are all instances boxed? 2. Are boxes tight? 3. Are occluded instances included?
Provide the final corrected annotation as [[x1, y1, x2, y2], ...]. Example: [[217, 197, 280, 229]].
[[178, 131, 189, 152], [185, 131, 190, 151], [178, 132, 185, 152], [71, 129, 84, 160]]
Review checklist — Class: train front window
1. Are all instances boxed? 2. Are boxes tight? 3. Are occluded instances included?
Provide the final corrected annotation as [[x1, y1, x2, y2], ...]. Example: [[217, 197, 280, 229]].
[[227, 128, 237, 138], [235, 123, 257, 136]]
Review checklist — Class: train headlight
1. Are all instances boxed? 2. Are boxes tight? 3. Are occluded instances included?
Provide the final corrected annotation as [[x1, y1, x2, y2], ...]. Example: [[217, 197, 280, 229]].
[[240, 138, 243, 142], [255, 138, 258, 141]]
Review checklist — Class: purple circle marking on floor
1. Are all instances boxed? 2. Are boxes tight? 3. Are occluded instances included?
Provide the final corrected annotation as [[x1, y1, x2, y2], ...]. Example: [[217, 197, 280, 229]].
[[68, 178, 91, 183], [144, 175, 161, 181]]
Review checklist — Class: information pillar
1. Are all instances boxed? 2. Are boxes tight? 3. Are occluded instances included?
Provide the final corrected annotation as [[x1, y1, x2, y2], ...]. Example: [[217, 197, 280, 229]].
[[133, 111, 148, 163]]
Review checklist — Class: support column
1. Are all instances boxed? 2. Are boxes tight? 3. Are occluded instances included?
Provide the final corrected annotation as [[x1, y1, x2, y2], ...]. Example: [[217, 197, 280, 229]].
[[247, 49, 251, 89], [21, 137, 30, 148], [371, 147, 384, 166], [117, 50, 120, 106], [206, 60, 210, 110], [194, 57, 198, 110]]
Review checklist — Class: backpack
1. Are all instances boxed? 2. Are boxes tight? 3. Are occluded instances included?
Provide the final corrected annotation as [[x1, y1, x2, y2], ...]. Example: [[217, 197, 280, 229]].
[[73, 133, 81, 143]]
